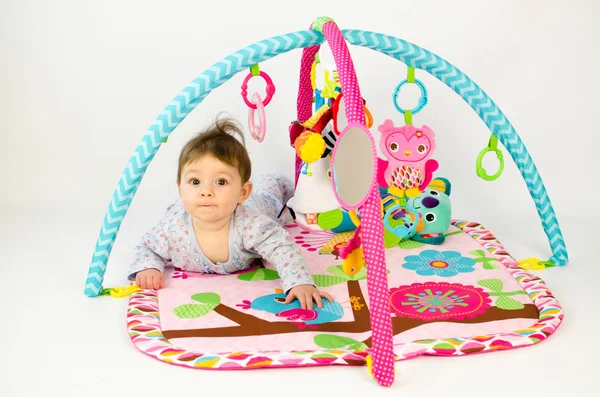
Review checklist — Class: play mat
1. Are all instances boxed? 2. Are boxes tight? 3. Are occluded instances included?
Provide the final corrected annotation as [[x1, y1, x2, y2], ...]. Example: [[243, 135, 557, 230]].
[[127, 220, 562, 369], [85, 17, 567, 387]]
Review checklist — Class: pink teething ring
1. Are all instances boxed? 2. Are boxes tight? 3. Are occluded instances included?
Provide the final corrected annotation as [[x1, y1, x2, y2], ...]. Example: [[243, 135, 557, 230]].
[[248, 92, 266, 142], [241, 71, 275, 109]]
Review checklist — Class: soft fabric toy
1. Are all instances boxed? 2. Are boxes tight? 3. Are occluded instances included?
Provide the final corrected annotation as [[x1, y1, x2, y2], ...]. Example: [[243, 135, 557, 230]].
[[337, 179, 451, 277], [286, 154, 340, 231], [377, 119, 439, 200], [287, 107, 359, 233], [286, 158, 358, 233], [409, 178, 452, 245], [339, 224, 364, 276], [383, 177, 452, 247]]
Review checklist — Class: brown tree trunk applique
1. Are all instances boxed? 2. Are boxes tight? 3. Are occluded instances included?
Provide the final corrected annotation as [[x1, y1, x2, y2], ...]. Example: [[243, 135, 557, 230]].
[[161, 280, 538, 347]]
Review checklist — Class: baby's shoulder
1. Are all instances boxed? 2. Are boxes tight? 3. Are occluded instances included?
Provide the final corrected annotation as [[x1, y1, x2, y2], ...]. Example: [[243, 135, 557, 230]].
[[158, 199, 188, 230], [234, 204, 270, 223], [234, 204, 282, 231]]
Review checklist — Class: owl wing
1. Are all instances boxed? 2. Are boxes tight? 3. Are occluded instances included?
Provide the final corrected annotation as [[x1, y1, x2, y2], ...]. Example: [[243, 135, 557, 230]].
[[420, 159, 439, 191], [377, 157, 389, 188]]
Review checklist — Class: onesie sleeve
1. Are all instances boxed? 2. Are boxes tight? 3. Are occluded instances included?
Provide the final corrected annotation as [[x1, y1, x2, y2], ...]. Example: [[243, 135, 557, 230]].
[[240, 209, 314, 293], [128, 211, 173, 280]]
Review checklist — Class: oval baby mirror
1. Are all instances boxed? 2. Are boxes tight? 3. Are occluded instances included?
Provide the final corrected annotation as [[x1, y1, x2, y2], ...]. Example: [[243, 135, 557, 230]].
[[331, 124, 376, 209]]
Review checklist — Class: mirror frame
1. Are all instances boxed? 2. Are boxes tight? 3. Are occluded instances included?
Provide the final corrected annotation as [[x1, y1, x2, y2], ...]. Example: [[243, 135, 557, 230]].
[[330, 122, 378, 210]]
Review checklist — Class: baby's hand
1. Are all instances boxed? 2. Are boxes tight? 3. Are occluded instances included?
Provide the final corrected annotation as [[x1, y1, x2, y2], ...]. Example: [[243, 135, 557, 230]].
[[135, 269, 164, 290], [285, 285, 334, 311]]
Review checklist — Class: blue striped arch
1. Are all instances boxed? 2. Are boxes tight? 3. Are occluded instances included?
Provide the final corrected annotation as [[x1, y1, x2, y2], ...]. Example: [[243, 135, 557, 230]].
[[84, 29, 567, 297]]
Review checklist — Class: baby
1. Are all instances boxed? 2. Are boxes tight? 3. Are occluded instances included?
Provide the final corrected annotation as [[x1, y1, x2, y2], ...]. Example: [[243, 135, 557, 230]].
[[128, 116, 333, 310]]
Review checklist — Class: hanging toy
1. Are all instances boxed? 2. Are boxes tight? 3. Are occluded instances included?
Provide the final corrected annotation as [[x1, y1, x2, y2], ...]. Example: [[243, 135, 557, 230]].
[[331, 93, 373, 135], [339, 210, 365, 276], [476, 135, 505, 181], [291, 98, 334, 176], [311, 52, 341, 108], [378, 120, 439, 200], [377, 67, 438, 202], [241, 64, 276, 143], [383, 203, 422, 239], [294, 131, 325, 176]]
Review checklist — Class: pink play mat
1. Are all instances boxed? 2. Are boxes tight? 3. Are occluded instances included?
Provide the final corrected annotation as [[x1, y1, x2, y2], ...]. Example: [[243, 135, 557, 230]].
[[127, 220, 562, 369]]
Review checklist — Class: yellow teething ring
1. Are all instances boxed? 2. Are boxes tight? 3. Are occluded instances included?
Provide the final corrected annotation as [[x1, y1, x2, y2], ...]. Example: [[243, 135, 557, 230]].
[[310, 61, 318, 90], [349, 209, 361, 227]]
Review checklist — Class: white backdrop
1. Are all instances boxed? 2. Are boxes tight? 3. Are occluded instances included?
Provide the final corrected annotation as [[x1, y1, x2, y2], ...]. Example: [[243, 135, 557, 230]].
[[1, 1, 599, 396]]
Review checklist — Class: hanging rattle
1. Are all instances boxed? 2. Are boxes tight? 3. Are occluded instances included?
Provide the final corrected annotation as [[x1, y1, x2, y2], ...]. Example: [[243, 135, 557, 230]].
[[241, 64, 276, 143], [378, 67, 438, 205]]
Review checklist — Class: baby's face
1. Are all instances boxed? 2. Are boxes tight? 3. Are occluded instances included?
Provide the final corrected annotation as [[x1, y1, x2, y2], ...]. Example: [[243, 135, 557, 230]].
[[178, 155, 251, 225]]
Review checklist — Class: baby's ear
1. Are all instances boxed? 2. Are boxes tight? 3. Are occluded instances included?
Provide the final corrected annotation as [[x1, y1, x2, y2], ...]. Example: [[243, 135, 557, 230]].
[[377, 119, 396, 134], [239, 181, 253, 203]]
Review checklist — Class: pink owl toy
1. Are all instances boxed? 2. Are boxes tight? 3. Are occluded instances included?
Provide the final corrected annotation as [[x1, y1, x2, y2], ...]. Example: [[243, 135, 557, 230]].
[[377, 119, 439, 199]]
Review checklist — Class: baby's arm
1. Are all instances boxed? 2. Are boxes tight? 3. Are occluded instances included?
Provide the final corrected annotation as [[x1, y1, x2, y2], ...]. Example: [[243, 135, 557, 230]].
[[241, 213, 314, 294], [128, 221, 171, 289]]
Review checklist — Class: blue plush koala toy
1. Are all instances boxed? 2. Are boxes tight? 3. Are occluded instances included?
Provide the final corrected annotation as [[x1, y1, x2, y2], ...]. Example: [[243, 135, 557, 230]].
[[383, 177, 452, 248]]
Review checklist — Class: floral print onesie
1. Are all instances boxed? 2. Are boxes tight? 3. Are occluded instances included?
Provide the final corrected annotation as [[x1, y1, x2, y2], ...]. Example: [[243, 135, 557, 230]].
[[128, 174, 314, 293]]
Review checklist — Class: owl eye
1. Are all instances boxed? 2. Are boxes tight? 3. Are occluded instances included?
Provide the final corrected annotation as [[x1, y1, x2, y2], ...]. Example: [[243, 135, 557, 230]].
[[430, 190, 439, 196], [417, 144, 427, 153], [274, 297, 286, 303], [425, 213, 436, 222], [389, 143, 399, 152]]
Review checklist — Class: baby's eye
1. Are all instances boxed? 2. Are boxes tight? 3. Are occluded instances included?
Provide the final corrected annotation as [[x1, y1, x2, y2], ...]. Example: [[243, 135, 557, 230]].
[[216, 179, 227, 186], [190, 179, 200, 185]]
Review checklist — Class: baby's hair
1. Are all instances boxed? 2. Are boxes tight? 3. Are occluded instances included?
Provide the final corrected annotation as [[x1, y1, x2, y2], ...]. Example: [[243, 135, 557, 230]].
[[177, 114, 251, 184]]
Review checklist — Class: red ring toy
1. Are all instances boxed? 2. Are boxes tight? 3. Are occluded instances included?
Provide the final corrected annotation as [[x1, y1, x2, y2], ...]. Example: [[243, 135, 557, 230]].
[[241, 71, 275, 109], [332, 93, 373, 135]]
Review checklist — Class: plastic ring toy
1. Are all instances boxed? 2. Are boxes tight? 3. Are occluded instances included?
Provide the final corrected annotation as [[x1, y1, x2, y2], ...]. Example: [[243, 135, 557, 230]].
[[393, 78, 428, 115], [364, 104, 373, 128], [248, 92, 266, 143], [311, 61, 318, 90], [383, 204, 421, 239], [241, 71, 276, 109], [332, 93, 371, 135], [476, 146, 504, 181]]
